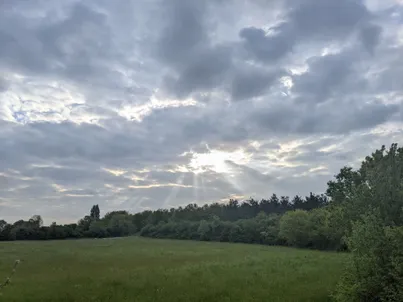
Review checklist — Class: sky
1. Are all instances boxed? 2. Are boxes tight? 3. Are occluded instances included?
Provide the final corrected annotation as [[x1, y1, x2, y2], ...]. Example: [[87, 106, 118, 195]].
[[0, 0, 403, 224]]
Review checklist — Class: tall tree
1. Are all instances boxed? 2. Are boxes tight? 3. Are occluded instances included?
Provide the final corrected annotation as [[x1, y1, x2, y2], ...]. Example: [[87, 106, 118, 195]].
[[90, 205, 100, 220], [29, 215, 43, 228], [328, 144, 403, 226]]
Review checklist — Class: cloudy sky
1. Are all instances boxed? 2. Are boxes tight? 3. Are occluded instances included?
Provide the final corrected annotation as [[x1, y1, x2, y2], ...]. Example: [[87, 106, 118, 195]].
[[1, 0, 402, 224]]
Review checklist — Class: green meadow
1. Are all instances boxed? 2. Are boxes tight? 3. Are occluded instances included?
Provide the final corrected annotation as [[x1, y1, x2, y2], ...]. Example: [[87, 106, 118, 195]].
[[0, 237, 347, 302]]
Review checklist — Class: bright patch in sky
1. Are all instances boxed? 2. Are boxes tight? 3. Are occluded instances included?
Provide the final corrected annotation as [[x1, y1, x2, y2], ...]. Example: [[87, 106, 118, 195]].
[[189, 149, 251, 174]]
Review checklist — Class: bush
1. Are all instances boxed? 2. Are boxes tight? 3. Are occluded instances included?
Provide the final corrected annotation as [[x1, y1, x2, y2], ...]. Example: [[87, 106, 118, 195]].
[[334, 211, 403, 302]]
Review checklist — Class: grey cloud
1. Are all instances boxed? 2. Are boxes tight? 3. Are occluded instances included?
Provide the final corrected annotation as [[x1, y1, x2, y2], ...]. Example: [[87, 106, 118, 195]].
[[155, 0, 236, 98], [226, 160, 274, 183], [0, 77, 7, 92], [372, 47, 403, 93], [0, 120, 183, 170], [0, 1, 156, 105], [0, 3, 108, 76], [1, 105, 247, 176], [156, 0, 208, 66], [359, 23, 383, 53], [239, 0, 373, 64], [143, 105, 251, 147], [158, 0, 381, 100], [239, 26, 295, 63], [231, 66, 285, 101], [292, 51, 365, 103], [21, 166, 128, 187], [164, 46, 233, 98], [251, 99, 399, 135], [288, 0, 370, 39]]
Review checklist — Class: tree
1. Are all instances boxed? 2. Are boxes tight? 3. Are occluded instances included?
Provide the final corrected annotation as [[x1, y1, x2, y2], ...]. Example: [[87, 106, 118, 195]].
[[107, 214, 136, 237], [88, 220, 107, 238], [327, 166, 362, 204], [90, 205, 100, 220], [334, 211, 403, 301], [329, 144, 403, 300], [29, 215, 43, 228], [279, 210, 311, 247], [328, 144, 403, 227], [0, 220, 7, 233], [197, 220, 211, 241], [78, 215, 93, 231], [104, 211, 129, 221], [0, 222, 13, 241], [292, 195, 304, 210]]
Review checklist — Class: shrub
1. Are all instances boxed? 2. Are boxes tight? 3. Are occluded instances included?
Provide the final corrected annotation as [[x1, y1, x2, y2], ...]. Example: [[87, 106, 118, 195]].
[[334, 211, 403, 302]]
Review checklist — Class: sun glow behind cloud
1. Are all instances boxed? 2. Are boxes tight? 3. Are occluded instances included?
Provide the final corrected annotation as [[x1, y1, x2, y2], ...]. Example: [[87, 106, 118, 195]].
[[188, 148, 251, 174]]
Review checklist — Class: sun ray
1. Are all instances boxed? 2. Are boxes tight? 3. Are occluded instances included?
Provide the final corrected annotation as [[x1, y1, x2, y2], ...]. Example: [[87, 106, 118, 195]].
[[193, 172, 199, 203], [163, 173, 185, 208], [200, 173, 206, 202]]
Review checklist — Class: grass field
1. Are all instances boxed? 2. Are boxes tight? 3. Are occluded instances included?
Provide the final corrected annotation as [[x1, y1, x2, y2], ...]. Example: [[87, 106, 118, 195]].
[[0, 237, 348, 302]]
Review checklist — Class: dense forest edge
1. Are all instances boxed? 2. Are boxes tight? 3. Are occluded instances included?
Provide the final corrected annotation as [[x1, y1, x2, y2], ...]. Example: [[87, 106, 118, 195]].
[[1, 144, 403, 301]]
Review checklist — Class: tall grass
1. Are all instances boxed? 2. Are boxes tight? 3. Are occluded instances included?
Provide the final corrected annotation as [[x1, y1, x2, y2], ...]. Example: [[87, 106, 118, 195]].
[[0, 237, 347, 302]]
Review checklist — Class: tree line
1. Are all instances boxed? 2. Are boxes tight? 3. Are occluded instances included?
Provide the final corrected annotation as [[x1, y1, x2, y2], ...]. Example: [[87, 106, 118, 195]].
[[1, 144, 403, 301], [0, 193, 327, 242]]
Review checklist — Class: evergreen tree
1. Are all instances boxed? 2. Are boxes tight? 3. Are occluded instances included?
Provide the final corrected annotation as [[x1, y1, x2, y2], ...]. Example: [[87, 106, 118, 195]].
[[90, 205, 100, 220]]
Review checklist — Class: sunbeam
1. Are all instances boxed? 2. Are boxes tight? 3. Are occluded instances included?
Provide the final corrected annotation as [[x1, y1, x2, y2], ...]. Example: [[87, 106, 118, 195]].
[[163, 173, 185, 208], [193, 172, 199, 203]]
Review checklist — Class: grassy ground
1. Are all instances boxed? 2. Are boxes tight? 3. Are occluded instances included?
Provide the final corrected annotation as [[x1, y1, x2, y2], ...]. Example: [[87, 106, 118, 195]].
[[0, 237, 347, 302]]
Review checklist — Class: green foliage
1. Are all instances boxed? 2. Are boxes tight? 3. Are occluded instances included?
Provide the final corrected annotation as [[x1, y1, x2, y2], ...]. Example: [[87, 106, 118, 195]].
[[259, 213, 281, 245], [328, 144, 403, 228], [334, 211, 403, 302], [88, 220, 108, 238], [329, 144, 403, 300], [107, 214, 136, 237], [326, 167, 362, 204], [197, 220, 211, 241], [1, 192, 329, 243], [307, 208, 331, 250], [78, 215, 93, 232], [90, 204, 101, 220], [138, 212, 282, 246], [279, 210, 311, 247]]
